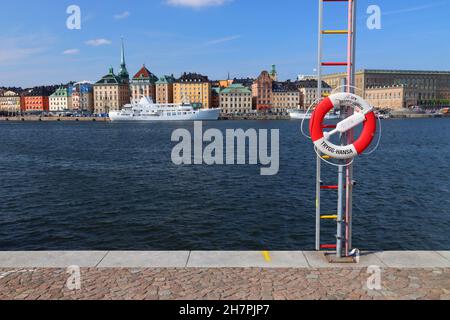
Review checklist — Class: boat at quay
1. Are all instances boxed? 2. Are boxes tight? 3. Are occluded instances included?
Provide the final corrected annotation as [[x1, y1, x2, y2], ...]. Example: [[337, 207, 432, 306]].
[[109, 97, 221, 122], [289, 109, 340, 120]]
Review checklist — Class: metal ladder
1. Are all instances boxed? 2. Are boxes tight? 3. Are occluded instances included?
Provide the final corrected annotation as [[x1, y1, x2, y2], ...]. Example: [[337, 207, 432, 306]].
[[315, 0, 357, 258]]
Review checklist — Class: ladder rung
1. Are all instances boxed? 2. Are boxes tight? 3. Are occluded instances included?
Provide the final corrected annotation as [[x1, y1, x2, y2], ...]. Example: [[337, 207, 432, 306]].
[[321, 185, 338, 190], [322, 30, 348, 35], [321, 215, 338, 220], [322, 62, 349, 66], [320, 244, 337, 249]]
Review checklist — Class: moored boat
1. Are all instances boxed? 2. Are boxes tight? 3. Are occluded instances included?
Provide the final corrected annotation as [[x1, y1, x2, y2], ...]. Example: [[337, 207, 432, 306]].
[[109, 97, 221, 121]]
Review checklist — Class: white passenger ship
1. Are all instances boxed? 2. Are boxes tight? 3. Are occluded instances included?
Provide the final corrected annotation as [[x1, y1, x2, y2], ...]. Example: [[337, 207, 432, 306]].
[[109, 97, 221, 122], [289, 109, 340, 120]]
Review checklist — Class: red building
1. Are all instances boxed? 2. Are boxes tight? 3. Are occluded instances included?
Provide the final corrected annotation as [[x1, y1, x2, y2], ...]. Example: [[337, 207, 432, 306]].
[[253, 71, 273, 111], [22, 87, 51, 113]]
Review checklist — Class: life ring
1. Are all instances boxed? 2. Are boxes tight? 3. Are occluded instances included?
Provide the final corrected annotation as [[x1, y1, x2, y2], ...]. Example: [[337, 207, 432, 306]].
[[309, 92, 376, 159]]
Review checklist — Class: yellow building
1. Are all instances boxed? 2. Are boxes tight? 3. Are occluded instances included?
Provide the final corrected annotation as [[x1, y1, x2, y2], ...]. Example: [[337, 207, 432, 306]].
[[365, 85, 418, 110], [173, 73, 211, 109], [156, 75, 175, 104]]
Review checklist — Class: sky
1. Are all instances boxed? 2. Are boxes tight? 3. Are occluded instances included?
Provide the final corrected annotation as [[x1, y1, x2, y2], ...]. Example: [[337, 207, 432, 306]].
[[0, 0, 449, 88]]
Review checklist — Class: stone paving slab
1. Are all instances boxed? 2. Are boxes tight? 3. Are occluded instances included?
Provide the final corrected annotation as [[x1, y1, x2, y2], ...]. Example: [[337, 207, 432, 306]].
[[0, 251, 449, 268], [437, 251, 450, 261], [0, 251, 108, 268], [98, 251, 190, 268], [187, 251, 309, 268], [375, 251, 449, 268]]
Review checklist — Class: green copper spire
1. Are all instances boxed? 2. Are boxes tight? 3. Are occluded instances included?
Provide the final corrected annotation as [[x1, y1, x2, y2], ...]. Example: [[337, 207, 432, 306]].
[[118, 37, 129, 82]]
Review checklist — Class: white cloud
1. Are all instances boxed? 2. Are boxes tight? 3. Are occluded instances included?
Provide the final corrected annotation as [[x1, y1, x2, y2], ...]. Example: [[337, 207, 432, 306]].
[[114, 11, 131, 20], [85, 39, 112, 47], [0, 35, 52, 65], [384, 2, 448, 15], [206, 35, 241, 45], [166, 0, 229, 9], [63, 49, 80, 55]]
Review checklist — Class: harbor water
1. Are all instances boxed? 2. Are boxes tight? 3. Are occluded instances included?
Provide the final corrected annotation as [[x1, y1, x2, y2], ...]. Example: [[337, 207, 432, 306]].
[[0, 119, 449, 250]]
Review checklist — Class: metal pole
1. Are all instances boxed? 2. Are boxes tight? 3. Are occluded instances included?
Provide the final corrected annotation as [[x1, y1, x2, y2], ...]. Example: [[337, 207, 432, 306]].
[[345, 0, 357, 256], [315, 0, 324, 251]]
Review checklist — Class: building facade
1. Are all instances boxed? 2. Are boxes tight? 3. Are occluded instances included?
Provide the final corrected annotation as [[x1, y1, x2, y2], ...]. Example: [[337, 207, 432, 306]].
[[49, 87, 71, 112], [272, 82, 301, 113], [322, 69, 450, 109], [71, 82, 94, 112], [130, 65, 158, 104], [155, 75, 175, 104], [211, 87, 221, 109], [93, 67, 131, 114], [23, 87, 51, 113], [297, 80, 332, 108], [219, 84, 252, 114], [0, 90, 22, 114], [173, 73, 211, 109], [93, 39, 131, 114], [253, 70, 273, 111], [365, 85, 419, 110]]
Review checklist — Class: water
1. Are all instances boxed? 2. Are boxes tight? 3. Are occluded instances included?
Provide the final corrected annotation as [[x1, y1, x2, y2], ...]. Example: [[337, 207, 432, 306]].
[[0, 119, 449, 251]]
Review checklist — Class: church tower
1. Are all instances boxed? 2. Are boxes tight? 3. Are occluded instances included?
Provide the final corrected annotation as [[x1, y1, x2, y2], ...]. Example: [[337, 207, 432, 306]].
[[269, 64, 278, 81], [118, 37, 130, 84]]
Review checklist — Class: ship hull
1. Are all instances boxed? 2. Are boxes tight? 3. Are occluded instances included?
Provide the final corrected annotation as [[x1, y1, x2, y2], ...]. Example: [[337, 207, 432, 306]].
[[289, 110, 340, 120], [110, 108, 221, 122]]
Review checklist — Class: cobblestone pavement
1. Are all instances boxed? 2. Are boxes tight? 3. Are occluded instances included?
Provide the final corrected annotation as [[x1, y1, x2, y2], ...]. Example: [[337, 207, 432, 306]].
[[0, 268, 449, 300]]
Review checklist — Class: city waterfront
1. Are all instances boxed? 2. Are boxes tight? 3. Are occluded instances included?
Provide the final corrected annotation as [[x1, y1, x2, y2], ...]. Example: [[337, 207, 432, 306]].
[[0, 118, 449, 251]]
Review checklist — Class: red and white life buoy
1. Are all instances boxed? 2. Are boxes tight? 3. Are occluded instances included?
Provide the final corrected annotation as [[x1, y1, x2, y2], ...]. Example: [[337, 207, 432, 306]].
[[309, 92, 377, 159]]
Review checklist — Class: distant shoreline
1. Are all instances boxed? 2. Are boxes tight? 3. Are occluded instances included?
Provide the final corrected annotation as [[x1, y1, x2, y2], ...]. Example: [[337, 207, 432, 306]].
[[0, 114, 448, 122]]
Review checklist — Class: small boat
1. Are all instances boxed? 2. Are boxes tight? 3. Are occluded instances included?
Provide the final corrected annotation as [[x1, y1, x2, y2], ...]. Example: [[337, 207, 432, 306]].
[[289, 109, 340, 120], [109, 97, 221, 122]]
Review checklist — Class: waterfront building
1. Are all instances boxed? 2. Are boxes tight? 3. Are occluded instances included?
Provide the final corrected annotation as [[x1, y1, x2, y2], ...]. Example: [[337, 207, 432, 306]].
[[93, 67, 131, 114], [0, 90, 22, 115], [130, 65, 158, 104], [173, 73, 211, 109], [23, 87, 51, 113], [297, 80, 331, 108], [93, 39, 131, 114], [71, 82, 94, 112], [155, 75, 175, 104], [219, 83, 252, 114], [211, 87, 221, 109], [272, 81, 301, 113], [49, 87, 71, 112], [322, 69, 450, 108], [211, 79, 233, 89], [365, 85, 419, 110], [253, 70, 274, 111]]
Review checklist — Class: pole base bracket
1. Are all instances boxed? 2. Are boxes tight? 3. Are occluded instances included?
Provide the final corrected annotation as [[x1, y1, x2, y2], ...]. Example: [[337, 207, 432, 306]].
[[324, 252, 358, 264]]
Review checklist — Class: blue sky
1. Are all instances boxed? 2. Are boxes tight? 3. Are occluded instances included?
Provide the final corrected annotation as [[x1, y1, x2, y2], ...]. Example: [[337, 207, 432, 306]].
[[1, 0, 449, 87]]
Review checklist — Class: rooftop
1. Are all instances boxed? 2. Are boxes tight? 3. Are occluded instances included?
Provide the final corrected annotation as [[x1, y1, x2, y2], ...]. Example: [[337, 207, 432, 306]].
[[95, 67, 125, 85], [156, 75, 176, 85], [132, 65, 158, 83], [220, 83, 252, 94], [176, 72, 209, 83]]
